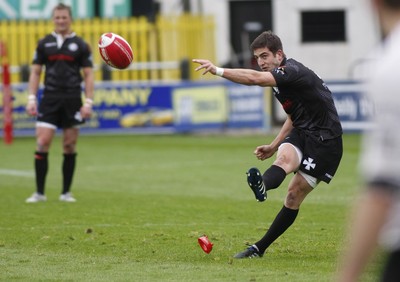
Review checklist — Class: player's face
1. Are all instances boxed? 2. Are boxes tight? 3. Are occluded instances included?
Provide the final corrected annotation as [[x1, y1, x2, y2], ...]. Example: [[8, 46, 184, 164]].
[[253, 47, 283, 72], [53, 9, 72, 35]]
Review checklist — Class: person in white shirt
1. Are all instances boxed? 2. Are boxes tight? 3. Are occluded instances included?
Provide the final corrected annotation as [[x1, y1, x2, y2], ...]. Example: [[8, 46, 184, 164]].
[[337, 0, 400, 281]]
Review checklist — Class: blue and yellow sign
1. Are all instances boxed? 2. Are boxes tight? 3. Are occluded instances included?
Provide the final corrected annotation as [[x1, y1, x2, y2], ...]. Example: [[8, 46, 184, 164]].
[[1, 81, 270, 137], [173, 86, 228, 131]]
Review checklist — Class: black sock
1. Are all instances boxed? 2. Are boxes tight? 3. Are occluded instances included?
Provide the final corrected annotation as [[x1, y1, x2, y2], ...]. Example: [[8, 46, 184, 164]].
[[34, 152, 48, 195], [62, 153, 76, 194], [255, 206, 299, 254], [381, 249, 400, 282], [262, 165, 287, 190]]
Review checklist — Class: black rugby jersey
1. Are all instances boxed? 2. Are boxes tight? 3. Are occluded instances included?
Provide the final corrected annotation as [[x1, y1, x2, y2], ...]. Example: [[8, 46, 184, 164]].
[[270, 58, 342, 140], [32, 31, 93, 96]]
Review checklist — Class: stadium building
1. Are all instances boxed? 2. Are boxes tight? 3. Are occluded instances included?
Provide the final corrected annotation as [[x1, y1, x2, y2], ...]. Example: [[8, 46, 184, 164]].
[[160, 0, 379, 80]]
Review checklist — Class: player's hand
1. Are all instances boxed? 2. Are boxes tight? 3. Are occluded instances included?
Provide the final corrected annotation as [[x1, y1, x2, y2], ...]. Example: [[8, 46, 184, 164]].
[[192, 59, 217, 75], [26, 101, 37, 116], [80, 105, 92, 119], [254, 145, 276, 161]]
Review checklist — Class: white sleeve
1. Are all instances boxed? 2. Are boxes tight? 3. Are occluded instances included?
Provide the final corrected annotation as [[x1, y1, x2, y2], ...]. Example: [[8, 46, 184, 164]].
[[360, 60, 400, 190]]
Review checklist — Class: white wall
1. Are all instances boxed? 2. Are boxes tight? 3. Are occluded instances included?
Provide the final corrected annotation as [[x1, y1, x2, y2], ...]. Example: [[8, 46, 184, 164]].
[[158, 0, 380, 80], [275, 0, 379, 80]]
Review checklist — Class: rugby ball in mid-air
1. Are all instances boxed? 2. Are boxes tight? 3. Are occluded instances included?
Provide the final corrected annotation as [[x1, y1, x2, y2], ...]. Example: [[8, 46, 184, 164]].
[[98, 33, 133, 69]]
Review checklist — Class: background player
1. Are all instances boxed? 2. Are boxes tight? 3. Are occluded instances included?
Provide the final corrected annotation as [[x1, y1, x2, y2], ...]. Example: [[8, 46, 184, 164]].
[[337, 0, 400, 280], [25, 3, 94, 203], [193, 30, 343, 258]]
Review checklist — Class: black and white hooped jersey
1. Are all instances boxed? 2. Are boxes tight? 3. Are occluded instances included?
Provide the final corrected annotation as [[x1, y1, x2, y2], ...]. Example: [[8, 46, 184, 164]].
[[270, 58, 342, 140], [32, 31, 93, 96]]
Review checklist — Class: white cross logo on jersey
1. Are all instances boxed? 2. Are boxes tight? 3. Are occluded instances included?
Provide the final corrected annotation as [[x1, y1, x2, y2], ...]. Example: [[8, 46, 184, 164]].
[[303, 158, 316, 170]]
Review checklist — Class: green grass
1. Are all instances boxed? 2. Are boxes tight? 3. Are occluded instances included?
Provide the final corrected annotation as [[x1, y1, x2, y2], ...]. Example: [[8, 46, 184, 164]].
[[0, 133, 382, 281]]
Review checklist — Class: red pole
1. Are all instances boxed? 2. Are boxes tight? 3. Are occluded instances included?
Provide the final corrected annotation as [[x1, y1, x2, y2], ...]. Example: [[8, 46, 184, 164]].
[[1, 41, 13, 144]]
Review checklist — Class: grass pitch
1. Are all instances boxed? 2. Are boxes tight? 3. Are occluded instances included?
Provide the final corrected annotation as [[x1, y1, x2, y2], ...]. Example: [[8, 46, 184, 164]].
[[0, 133, 382, 281]]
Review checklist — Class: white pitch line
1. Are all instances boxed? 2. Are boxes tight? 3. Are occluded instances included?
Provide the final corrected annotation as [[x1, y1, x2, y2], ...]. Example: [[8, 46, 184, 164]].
[[0, 168, 34, 177]]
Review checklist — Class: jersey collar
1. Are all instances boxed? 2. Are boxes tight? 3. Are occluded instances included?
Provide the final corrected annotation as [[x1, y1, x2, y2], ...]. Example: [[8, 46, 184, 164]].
[[51, 31, 76, 49]]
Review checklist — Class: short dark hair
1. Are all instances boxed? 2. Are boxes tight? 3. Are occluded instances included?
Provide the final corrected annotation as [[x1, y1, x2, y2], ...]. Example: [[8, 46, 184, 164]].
[[250, 30, 285, 56], [384, 0, 400, 8], [52, 3, 72, 19]]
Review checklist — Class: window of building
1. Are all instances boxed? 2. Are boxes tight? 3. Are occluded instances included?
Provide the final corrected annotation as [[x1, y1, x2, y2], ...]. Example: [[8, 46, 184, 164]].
[[301, 10, 346, 42]]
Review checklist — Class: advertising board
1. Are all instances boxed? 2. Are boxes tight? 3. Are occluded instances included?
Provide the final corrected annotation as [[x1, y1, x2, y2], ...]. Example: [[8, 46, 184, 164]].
[[0, 81, 370, 138]]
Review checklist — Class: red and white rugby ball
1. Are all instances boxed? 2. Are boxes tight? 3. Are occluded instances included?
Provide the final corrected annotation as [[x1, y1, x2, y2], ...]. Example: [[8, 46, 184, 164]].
[[98, 33, 133, 69]]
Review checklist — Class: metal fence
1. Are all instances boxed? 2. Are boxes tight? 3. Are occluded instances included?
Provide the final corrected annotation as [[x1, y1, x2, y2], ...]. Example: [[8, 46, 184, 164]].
[[0, 14, 216, 82]]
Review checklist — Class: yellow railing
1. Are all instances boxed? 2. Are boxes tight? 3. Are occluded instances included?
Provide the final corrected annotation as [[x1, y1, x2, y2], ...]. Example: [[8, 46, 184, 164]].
[[0, 14, 216, 83]]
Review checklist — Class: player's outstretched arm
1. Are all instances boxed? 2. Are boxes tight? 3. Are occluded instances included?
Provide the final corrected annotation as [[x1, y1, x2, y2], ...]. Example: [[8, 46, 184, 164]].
[[192, 59, 277, 87]]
